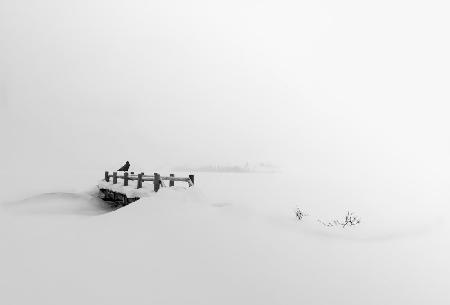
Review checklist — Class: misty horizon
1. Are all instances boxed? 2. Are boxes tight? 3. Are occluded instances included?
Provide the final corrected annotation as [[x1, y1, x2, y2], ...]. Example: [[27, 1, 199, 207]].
[[2, 1, 449, 178]]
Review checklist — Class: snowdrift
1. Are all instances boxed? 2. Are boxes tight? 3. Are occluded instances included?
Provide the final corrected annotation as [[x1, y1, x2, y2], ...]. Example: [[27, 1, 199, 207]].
[[0, 172, 449, 304]]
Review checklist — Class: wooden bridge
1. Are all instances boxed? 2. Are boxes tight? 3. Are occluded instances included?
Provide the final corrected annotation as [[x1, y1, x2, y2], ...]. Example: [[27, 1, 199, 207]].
[[99, 171, 195, 206]]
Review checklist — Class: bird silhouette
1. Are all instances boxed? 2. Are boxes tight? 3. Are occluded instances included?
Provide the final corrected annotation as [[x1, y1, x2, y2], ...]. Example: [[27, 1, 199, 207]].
[[117, 161, 130, 171]]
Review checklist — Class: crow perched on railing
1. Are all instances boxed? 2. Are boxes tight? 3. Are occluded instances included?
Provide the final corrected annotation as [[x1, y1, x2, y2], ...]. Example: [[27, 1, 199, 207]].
[[117, 161, 130, 171]]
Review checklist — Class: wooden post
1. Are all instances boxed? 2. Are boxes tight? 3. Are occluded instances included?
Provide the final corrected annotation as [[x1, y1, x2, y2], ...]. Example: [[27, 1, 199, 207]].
[[105, 171, 109, 182], [137, 173, 143, 189], [154, 173, 160, 192], [113, 172, 117, 184], [124, 172, 129, 186], [189, 174, 195, 186], [169, 174, 175, 187]]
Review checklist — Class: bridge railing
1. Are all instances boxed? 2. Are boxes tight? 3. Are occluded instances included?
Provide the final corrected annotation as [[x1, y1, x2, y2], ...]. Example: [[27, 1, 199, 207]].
[[104, 171, 194, 192]]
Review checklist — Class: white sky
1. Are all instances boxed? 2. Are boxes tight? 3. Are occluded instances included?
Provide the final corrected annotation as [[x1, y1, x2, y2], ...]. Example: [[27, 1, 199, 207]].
[[1, 0, 449, 181]]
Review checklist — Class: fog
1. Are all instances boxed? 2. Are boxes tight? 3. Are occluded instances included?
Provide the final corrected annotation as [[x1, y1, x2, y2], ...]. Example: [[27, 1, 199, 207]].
[[2, 3, 450, 303], [1, 0, 449, 194]]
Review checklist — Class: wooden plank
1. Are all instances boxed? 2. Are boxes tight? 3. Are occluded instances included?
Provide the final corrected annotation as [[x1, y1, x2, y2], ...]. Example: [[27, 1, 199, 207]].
[[154, 173, 160, 192], [109, 174, 190, 181], [124, 172, 129, 186], [161, 176, 191, 181], [129, 174, 154, 178], [137, 173, 143, 189], [169, 174, 175, 187], [140, 176, 189, 182]]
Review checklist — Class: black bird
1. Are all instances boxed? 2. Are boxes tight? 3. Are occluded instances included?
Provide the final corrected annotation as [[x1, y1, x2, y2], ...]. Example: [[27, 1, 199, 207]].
[[118, 161, 130, 171]]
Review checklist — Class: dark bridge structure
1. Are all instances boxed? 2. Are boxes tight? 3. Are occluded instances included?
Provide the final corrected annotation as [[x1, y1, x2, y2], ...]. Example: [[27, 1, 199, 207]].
[[99, 171, 194, 207]]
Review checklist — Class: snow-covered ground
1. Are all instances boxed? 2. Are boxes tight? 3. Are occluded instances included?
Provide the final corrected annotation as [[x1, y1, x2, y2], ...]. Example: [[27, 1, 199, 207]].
[[0, 170, 449, 304], [2, 0, 450, 303]]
